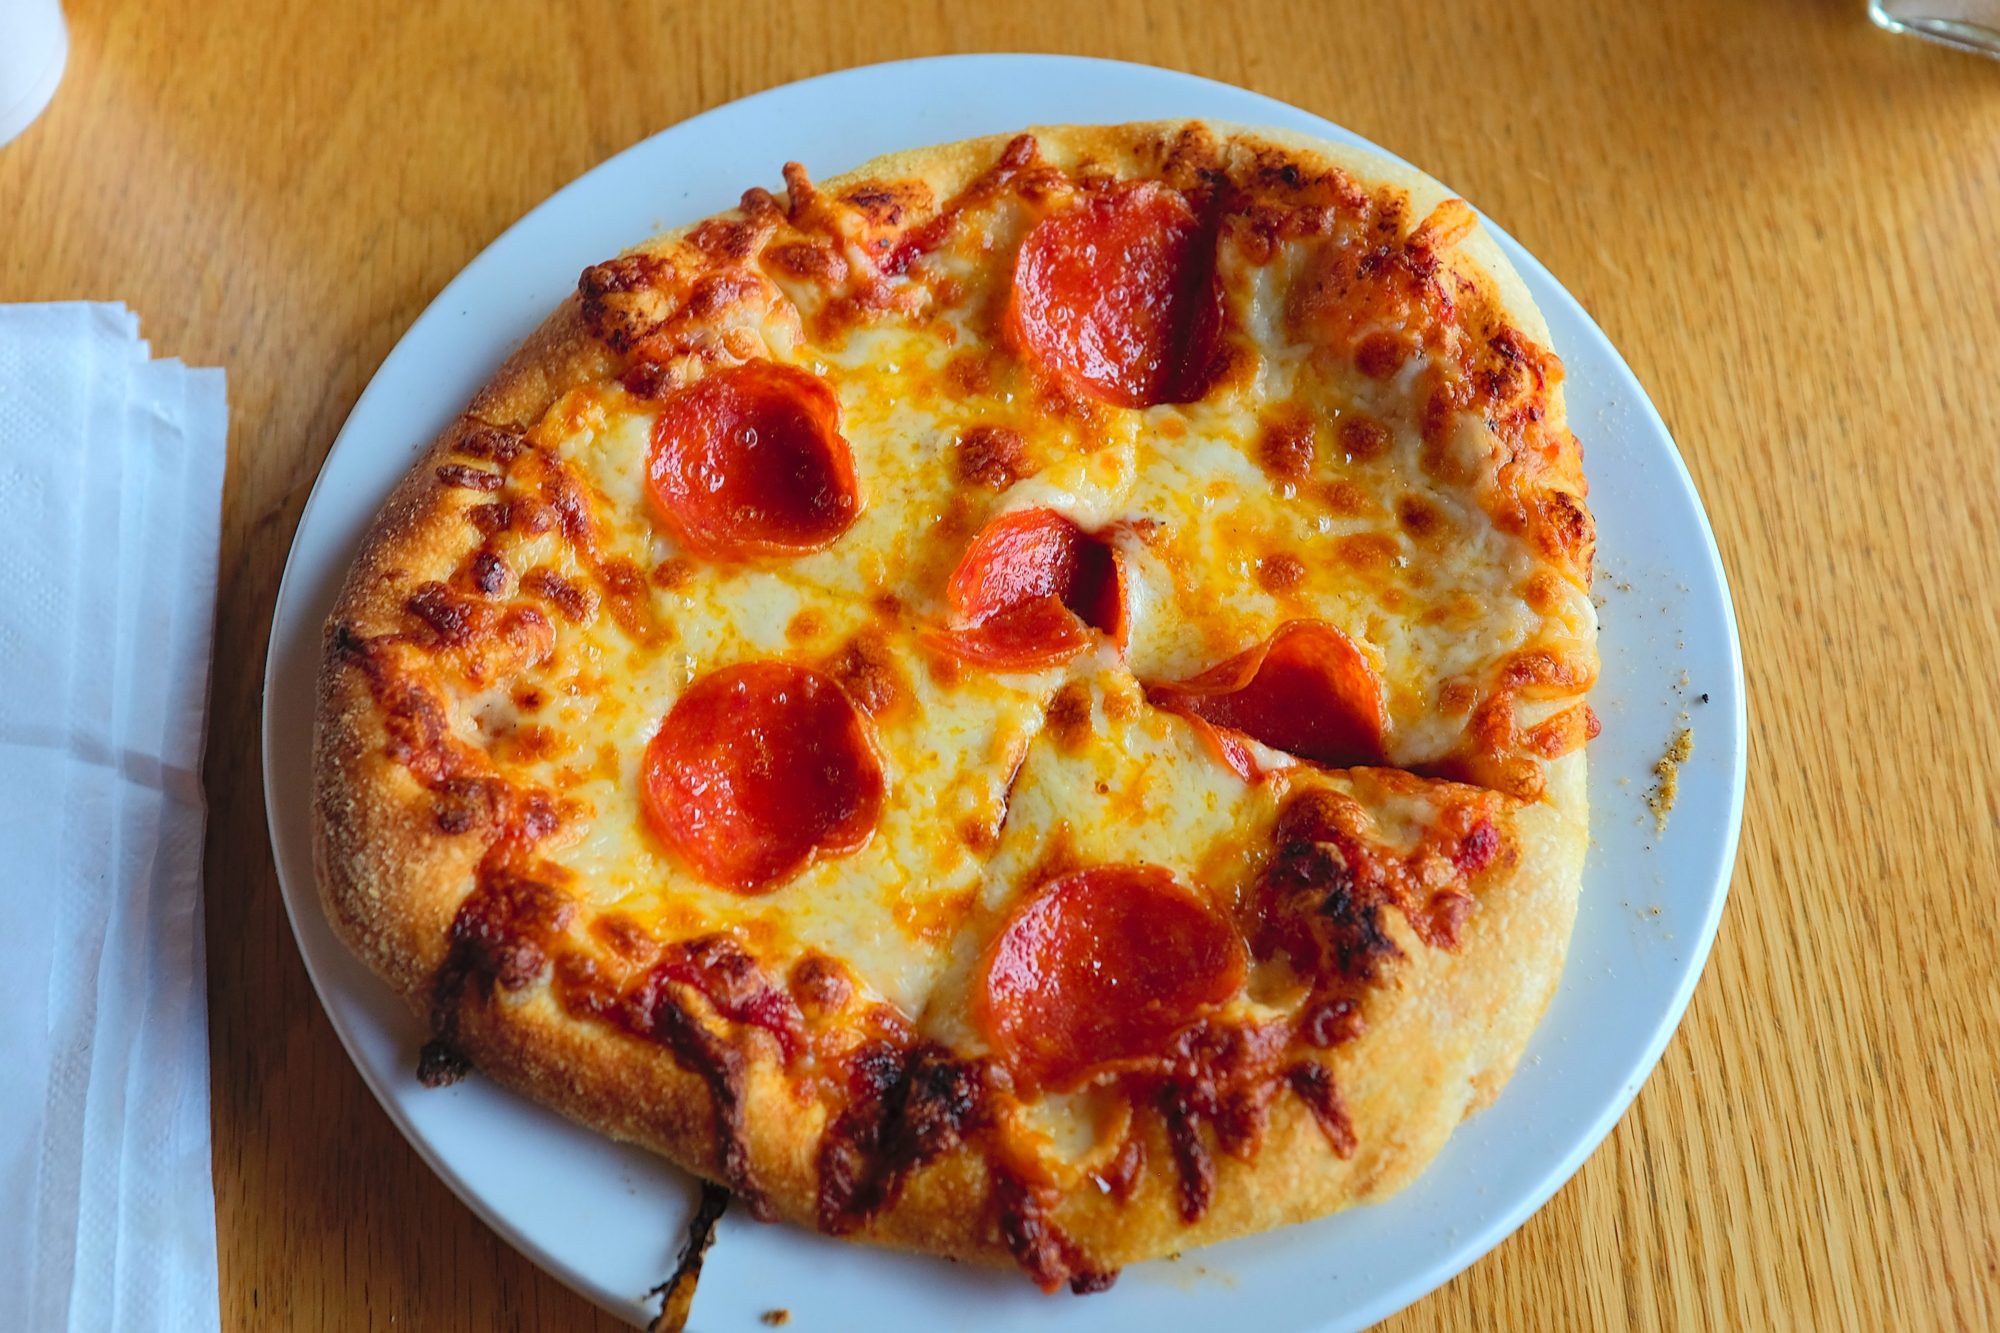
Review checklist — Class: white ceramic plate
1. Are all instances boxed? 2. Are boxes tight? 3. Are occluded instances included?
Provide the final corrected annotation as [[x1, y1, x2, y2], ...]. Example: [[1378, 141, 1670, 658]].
[[262, 54, 1747, 1332]]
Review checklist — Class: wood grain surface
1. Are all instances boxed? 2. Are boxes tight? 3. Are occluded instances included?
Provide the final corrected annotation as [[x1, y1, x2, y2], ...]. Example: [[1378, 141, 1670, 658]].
[[5, 1, 1997, 1328]]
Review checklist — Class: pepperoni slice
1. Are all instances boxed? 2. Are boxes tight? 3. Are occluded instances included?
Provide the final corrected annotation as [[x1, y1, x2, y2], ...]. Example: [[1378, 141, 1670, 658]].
[[1005, 182, 1223, 408], [642, 662, 883, 892], [977, 865, 1246, 1094], [1148, 620, 1386, 778], [645, 361, 860, 559], [933, 598, 1094, 671], [930, 508, 1126, 671]]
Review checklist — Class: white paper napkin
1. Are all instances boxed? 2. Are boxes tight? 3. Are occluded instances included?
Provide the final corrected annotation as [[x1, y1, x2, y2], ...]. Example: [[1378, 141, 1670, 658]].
[[0, 303, 225, 1333]]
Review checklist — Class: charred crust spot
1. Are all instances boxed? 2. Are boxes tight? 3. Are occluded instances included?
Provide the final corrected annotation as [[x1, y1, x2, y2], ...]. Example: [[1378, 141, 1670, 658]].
[[1336, 414, 1391, 462], [540, 466, 599, 550], [579, 253, 671, 299], [1355, 332, 1412, 379], [405, 581, 474, 645], [787, 952, 855, 1019], [1499, 648, 1590, 695], [651, 557, 695, 590], [1301, 995, 1366, 1048], [1157, 1085, 1215, 1222], [840, 180, 929, 229], [958, 813, 1002, 855], [686, 270, 764, 319], [765, 239, 847, 284], [1455, 818, 1501, 875], [514, 500, 558, 536], [1256, 415, 1316, 482], [1157, 123, 1225, 193], [600, 557, 647, 602], [786, 609, 826, 643], [454, 423, 527, 465], [520, 566, 598, 624], [1522, 569, 1568, 615], [467, 547, 509, 596], [1536, 489, 1595, 566], [1255, 790, 1405, 986], [739, 186, 784, 222], [1044, 682, 1093, 751], [465, 501, 512, 534], [620, 358, 677, 400], [1256, 552, 1307, 592], [578, 253, 677, 353], [687, 218, 761, 263], [945, 351, 996, 396], [1424, 890, 1475, 945], [824, 632, 906, 718], [952, 425, 1028, 490], [497, 605, 556, 668], [1096, 1135, 1147, 1203], [381, 681, 454, 776], [432, 774, 507, 835], [438, 864, 574, 1007], [591, 913, 658, 963], [648, 936, 804, 1064], [889, 1051, 986, 1166], [1421, 382, 1463, 453], [637, 977, 774, 1219], [1315, 876, 1401, 981], [817, 1046, 989, 1234], [1335, 532, 1399, 573], [1152, 1021, 1287, 1172], [416, 1039, 472, 1088], [997, 134, 1039, 170], [990, 1165, 1109, 1294], [331, 621, 370, 664], [436, 463, 503, 492], [1525, 705, 1590, 758], [781, 162, 818, 223], [1287, 1062, 1357, 1157], [1396, 494, 1447, 541], [1489, 325, 1533, 362]]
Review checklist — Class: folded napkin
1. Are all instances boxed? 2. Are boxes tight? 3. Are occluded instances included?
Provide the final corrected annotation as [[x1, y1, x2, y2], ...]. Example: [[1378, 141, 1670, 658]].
[[0, 303, 225, 1332]]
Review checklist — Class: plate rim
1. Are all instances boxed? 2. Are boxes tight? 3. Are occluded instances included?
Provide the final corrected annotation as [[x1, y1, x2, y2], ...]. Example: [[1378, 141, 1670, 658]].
[[261, 51, 1748, 1332]]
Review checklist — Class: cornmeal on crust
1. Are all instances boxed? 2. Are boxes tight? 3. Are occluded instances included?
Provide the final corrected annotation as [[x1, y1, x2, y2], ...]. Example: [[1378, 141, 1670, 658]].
[[313, 120, 1596, 1289]]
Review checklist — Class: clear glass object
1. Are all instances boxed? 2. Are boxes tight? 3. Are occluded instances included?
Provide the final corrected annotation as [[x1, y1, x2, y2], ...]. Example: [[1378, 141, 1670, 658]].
[[1869, 0, 2000, 58]]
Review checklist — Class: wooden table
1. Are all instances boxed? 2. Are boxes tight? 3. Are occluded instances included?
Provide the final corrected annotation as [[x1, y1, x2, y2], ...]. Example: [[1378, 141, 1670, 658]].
[[5, 1, 1996, 1327]]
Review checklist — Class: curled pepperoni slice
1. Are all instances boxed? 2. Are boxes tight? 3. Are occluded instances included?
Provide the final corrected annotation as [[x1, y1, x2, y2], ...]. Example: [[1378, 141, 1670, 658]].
[[645, 361, 860, 559], [1006, 182, 1223, 408], [1148, 620, 1386, 779], [976, 865, 1247, 1094], [928, 508, 1126, 671], [642, 662, 883, 892]]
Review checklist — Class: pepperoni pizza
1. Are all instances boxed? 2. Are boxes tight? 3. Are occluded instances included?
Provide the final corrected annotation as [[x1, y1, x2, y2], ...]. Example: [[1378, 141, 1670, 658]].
[[313, 121, 1598, 1291]]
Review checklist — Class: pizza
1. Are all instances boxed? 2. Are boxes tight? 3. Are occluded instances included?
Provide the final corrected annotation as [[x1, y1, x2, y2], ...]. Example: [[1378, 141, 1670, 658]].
[[313, 119, 1598, 1293]]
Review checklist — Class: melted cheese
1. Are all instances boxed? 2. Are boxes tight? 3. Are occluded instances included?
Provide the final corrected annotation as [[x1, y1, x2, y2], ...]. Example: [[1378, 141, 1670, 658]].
[[465, 399, 1071, 1016], [919, 669, 1272, 1053], [444, 159, 1594, 1036]]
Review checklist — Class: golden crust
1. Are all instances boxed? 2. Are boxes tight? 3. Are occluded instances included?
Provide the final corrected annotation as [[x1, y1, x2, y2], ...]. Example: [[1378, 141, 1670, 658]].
[[312, 119, 1591, 1278]]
